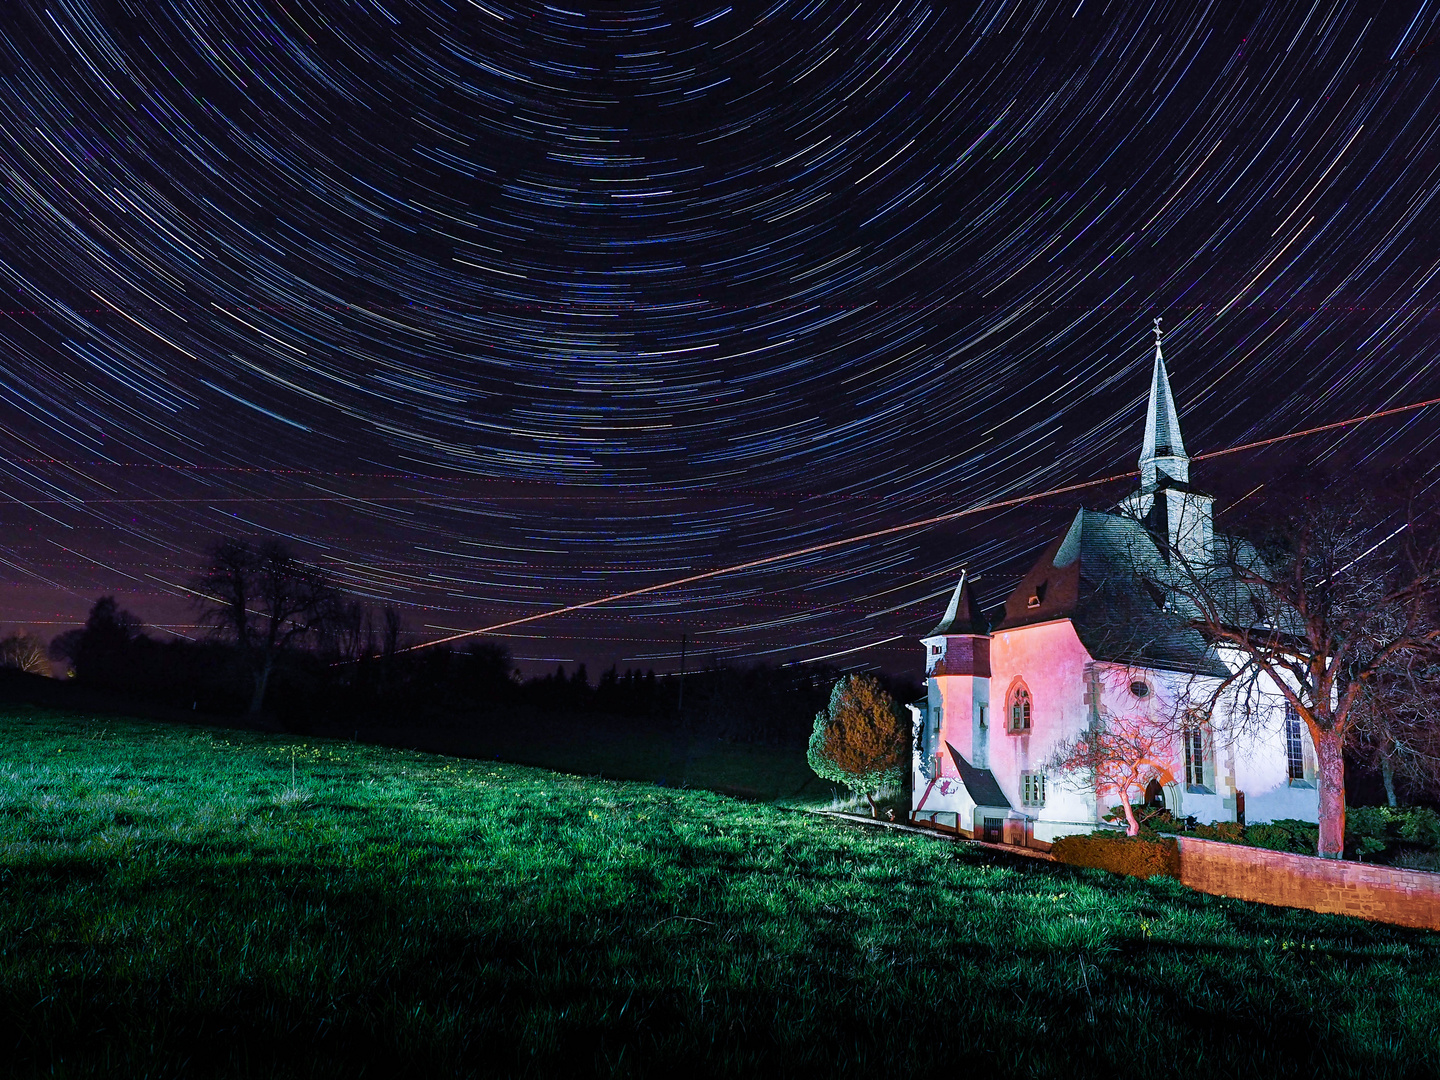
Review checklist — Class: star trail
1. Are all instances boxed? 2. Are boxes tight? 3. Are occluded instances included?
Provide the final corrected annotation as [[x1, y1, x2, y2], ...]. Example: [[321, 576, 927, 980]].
[[1, 0, 1439, 674]]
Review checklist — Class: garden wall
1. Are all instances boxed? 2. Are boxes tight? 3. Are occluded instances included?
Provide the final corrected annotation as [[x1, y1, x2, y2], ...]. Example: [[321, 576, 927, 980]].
[[1176, 836, 1440, 931]]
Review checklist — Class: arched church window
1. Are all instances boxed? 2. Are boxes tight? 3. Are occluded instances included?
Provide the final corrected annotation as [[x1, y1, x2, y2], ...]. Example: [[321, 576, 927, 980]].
[[1007, 683, 1032, 733]]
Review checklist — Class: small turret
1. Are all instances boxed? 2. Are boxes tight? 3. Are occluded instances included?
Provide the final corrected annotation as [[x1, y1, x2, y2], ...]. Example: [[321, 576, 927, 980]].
[[927, 569, 989, 639], [919, 571, 992, 774]]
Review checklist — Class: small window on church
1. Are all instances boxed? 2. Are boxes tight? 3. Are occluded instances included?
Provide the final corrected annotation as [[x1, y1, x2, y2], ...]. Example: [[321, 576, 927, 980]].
[[1130, 680, 1151, 699], [1285, 705, 1308, 784], [1008, 684, 1032, 733], [930, 645, 941, 656], [1021, 771, 1046, 807], [1184, 725, 1208, 791]]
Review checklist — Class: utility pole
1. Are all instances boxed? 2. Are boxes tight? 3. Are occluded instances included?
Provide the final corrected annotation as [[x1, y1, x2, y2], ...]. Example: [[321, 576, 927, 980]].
[[676, 632, 687, 719], [664, 632, 691, 789]]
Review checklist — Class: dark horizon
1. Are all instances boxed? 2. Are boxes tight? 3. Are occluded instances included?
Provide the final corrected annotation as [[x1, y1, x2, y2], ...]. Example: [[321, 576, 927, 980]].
[[1, 1, 1439, 679]]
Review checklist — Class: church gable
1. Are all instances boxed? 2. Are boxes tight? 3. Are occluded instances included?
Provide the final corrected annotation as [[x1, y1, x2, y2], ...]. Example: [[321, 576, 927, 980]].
[[993, 509, 1226, 678]]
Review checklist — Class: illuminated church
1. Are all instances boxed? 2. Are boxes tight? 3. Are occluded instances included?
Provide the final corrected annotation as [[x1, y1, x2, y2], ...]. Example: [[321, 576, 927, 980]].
[[909, 324, 1320, 847]]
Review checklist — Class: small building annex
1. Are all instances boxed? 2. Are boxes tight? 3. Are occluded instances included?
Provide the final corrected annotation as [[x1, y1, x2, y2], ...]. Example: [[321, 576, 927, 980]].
[[910, 324, 1321, 848]]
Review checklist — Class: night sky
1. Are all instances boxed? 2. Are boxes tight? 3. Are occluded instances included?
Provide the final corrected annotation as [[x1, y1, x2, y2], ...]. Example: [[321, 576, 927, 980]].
[[2, 0, 1440, 677]]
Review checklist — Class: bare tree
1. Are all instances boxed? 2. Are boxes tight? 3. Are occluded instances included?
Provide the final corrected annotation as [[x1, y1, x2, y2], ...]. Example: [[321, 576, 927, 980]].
[[1350, 649, 1440, 806], [192, 539, 342, 713], [0, 631, 49, 675], [1132, 481, 1440, 857], [1047, 710, 1173, 837]]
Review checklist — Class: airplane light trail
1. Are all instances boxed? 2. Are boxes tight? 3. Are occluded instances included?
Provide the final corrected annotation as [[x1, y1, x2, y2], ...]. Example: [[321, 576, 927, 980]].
[[406, 393, 1440, 653]]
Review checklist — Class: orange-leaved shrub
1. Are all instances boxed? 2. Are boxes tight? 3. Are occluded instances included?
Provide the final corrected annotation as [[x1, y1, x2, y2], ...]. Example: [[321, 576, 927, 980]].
[[1051, 832, 1179, 879], [807, 673, 906, 817]]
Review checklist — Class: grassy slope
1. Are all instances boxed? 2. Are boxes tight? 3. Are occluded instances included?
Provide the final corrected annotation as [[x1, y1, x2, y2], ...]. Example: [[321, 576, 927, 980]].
[[0, 708, 1436, 1078], [340, 711, 841, 803]]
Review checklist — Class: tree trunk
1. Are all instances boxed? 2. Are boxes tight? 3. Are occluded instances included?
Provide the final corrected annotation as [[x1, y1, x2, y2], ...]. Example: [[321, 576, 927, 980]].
[[250, 657, 273, 714], [1380, 753, 1398, 808], [1315, 731, 1347, 858], [1121, 799, 1140, 837], [866, 791, 879, 819]]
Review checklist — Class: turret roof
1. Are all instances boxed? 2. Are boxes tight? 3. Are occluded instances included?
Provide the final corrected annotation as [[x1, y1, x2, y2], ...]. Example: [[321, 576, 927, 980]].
[[926, 570, 989, 636]]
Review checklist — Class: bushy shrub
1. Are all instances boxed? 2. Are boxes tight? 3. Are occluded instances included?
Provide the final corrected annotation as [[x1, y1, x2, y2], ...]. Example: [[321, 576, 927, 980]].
[[806, 674, 906, 817], [1396, 806, 1440, 849], [1051, 832, 1179, 879], [1345, 806, 1440, 862], [1394, 849, 1440, 872], [1196, 821, 1245, 843], [1245, 819, 1318, 854]]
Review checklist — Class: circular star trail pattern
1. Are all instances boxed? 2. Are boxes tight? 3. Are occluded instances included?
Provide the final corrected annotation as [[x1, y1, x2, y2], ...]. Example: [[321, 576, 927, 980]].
[[0, 0, 1439, 672]]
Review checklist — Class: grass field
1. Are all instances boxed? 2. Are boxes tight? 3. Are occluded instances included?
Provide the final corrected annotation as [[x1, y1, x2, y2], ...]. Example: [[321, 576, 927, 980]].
[[0, 707, 1437, 1077], [339, 710, 842, 804]]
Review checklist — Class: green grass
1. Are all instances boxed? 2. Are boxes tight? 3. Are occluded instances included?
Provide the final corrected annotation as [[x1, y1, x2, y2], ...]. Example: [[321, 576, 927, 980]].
[[347, 710, 841, 803], [0, 707, 1437, 1077]]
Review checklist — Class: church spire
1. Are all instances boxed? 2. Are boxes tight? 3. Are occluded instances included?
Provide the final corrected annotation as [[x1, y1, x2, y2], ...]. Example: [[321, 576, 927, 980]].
[[1139, 317, 1189, 490]]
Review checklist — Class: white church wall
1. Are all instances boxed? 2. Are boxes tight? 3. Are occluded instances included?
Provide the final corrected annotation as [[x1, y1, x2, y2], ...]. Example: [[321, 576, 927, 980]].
[[1092, 659, 1323, 829], [1037, 656, 1316, 838], [1203, 660, 1321, 826], [913, 671, 992, 833]]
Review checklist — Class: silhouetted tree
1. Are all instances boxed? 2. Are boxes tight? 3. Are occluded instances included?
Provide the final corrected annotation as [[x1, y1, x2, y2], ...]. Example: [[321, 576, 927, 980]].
[[1351, 649, 1440, 806], [47, 597, 142, 686], [458, 642, 515, 703], [192, 539, 342, 714]]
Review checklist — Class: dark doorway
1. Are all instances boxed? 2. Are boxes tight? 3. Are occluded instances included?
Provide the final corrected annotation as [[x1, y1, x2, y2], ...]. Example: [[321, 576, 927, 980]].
[[983, 817, 1003, 843], [1144, 778, 1165, 807], [1236, 791, 1246, 827]]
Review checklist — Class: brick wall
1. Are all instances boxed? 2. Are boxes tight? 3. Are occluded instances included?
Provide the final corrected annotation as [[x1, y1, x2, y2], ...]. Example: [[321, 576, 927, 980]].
[[1177, 836, 1440, 931]]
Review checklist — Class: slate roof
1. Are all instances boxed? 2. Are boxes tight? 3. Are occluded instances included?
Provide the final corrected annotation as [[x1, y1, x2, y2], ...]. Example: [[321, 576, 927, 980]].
[[989, 508, 1231, 678], [945, 744, 1011, 809], [1142, 343, 1187, 464]]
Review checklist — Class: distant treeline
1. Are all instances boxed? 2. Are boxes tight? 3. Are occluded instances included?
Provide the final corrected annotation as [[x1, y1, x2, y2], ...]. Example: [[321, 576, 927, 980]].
[[38, 596, 920, 745]]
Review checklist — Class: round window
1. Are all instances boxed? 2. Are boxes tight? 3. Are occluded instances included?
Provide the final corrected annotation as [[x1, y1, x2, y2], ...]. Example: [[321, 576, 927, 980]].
[[1130, 680, 1151, 698]]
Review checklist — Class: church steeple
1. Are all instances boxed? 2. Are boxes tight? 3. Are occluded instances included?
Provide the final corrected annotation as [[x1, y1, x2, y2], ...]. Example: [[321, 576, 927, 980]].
[[1139, 317, 1189, 491], [1121, 317, 1214, 562]]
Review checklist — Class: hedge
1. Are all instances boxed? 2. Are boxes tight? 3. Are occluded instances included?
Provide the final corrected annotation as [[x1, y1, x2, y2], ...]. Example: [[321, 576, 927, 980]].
[[1051, 832, 1180, 879]]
